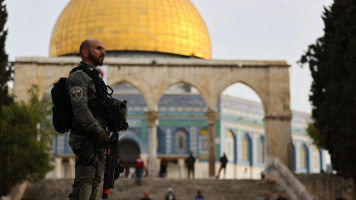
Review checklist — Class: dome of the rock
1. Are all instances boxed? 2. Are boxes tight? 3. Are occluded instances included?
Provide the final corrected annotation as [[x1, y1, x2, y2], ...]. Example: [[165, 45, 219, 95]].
[[49, 0, 211, 59]]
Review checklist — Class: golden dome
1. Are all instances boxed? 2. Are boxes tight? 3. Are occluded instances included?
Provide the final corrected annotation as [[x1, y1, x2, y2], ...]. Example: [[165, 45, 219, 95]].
[[49, 0, 211, 59]]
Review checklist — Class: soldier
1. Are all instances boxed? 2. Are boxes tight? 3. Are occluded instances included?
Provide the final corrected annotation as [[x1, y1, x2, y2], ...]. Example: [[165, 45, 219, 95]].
[[67, 39, 111, 200], [216, 152, 228, 179], [185, 151, 196, 178]]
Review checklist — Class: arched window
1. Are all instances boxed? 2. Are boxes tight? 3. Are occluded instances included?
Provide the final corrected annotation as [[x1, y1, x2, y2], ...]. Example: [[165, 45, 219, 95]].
[[174, 130, 188, 154], [226, 130, 235, 162], [198, 128, 208, 159], [257, 136, 264, 164], [242, 134, 251, 163], [300, 145, 307, 170], [157, 128, 165, 154], [312, 146, 320, 172]]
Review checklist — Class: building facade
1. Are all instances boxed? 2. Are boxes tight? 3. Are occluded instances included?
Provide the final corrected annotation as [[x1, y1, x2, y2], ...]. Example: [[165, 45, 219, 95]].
[[12, 0, 329, 179], [47, 84, 329, 179]]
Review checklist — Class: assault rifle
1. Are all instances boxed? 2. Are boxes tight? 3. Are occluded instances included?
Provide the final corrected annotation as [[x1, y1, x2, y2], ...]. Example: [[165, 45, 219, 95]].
[[102, 98, 128, 199]]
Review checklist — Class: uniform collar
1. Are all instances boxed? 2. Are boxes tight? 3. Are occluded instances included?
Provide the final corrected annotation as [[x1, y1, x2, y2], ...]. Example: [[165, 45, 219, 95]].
[[80, 61, 101, 74]]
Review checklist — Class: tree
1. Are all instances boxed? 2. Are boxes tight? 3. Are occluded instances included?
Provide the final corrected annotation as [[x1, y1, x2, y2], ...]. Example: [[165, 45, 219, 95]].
[[0, 86, 53, 196], [306, 123, 325, 149], [300, 0, 356, 187], [0, 0, 13, 108]]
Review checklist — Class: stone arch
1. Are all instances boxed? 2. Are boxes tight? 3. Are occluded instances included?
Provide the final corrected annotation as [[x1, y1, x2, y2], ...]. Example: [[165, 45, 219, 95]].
[[156, 80, 207, 107], [38, 68, 74, 101], [110, 80, 149, 106], [219, 81, 266, 113], [106, 66, 159, 111], [14, 57, 292, 174]]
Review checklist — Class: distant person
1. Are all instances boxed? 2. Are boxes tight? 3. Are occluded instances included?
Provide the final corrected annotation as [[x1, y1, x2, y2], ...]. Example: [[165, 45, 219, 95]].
[[195, 190, 204, 200], [159, 158, 168, 178], [140, 191, 152, 200], [276, 191, 287, 200], [134, 155, 144, 185], [185, 151, 196, 178], [261, 191, 272, 200], [243, 167, 248, 174], [165, 187, 176, 200], [261, 171, 266, 180], [216, 152, 228, 179]]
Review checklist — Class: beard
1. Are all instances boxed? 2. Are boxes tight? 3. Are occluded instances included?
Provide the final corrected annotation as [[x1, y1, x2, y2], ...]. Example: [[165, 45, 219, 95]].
[[88, 51, 104, 66]]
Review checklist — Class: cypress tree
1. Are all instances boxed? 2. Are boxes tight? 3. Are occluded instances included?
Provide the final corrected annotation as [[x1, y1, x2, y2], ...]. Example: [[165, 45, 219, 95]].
[[0, 0, 13, 108], [300, 0, 356, 193]]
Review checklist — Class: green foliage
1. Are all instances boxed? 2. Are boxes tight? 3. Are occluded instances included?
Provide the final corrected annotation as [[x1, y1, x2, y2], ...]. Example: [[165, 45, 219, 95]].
[[306, 123, 325, 149], [300, 0, 356, 178], [0, 86, 53, 196], [0, 0, 13, 108]]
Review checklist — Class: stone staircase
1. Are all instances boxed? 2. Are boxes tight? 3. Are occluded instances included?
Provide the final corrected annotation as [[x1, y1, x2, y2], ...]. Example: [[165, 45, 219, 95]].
[[22, 178, 288, 200]]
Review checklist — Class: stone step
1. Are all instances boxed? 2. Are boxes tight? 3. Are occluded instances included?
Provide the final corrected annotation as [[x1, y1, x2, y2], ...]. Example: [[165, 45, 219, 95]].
[[22, 178, 288, 200]]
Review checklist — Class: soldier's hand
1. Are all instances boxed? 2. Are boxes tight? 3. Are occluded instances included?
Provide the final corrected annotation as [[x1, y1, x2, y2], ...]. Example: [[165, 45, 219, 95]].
[[123, 121, 129, 131], [96, 131, 110, 149]]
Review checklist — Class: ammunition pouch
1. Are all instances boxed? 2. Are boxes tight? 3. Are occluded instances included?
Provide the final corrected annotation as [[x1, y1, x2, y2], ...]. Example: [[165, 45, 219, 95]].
[[105, 98, 128, 131]]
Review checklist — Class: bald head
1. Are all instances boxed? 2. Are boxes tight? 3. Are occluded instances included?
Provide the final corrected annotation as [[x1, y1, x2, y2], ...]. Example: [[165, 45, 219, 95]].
[[79, 39, 101, 56], [79, 39, 91, 56], [79, 39, 106, 67]]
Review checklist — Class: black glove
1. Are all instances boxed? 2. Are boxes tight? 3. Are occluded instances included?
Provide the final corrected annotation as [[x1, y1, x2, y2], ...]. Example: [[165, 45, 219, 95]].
[[96, 130, 110, 149], [123, 121, 129, 131]]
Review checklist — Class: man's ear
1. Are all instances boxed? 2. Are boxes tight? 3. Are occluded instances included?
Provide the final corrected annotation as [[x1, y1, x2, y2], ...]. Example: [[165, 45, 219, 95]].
[[82, 49, 89, 57]]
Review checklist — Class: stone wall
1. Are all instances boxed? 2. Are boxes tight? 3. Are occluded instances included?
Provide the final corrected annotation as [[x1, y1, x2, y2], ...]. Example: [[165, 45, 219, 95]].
[[296, 174, 354, 200]]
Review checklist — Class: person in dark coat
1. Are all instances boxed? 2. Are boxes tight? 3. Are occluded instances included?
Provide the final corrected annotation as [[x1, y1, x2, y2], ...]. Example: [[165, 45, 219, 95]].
[[216, 152, 228, 179], [159, 158, 168, 178], [134, 155, 144, 185], [185, 151, 196, 178], [140, 191, 152, 200], [260, 191, 272, 200], [164, 187, 176, 200], [195, 190, 205, 200], [276, 191, 287, 200]]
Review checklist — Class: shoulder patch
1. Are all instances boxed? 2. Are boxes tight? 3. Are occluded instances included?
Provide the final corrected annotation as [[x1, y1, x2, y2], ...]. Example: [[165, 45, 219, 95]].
[[70, 87, 83, 102]]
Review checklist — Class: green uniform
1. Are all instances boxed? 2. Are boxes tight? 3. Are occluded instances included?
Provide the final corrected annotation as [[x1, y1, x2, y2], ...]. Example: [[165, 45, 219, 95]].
[[67, 62, 107, 200]]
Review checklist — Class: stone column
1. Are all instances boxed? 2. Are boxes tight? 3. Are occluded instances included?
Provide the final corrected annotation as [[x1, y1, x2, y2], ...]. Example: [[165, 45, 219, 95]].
[[55, 158, 63, 178], [13, 63, 37, 103], [178, 158, 185, 178], [144, 111, 159, 174], [264, 115, 293, 171], [205, 111, 218, 177], [69, 158, 75, 178]]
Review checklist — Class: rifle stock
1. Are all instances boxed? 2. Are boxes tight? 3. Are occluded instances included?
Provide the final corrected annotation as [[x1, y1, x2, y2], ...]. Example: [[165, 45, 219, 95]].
[[102, 99, 127, 199], [102, 131, 121, 199]]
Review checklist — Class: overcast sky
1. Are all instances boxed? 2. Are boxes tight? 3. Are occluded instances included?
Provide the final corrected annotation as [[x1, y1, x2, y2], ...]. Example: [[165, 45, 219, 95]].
[[4, 0, 333, 113]]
